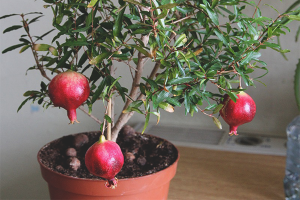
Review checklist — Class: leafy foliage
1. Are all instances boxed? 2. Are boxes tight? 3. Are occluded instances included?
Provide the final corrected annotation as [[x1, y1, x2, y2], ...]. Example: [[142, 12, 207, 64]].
[[1, 0, 299, 133]]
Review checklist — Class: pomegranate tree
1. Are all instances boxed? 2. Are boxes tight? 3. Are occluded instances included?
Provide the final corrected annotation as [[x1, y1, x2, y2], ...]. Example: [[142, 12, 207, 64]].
[[1, 0, 298, 191], [220, 91, 256, 136]]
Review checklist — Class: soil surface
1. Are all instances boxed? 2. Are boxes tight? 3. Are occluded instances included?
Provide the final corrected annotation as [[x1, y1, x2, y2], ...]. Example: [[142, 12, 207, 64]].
[[38, 125, 178, 180]]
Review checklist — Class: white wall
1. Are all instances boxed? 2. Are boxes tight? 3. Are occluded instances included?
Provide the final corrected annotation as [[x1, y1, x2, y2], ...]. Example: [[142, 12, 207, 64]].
[[0, 0, 299, 199]]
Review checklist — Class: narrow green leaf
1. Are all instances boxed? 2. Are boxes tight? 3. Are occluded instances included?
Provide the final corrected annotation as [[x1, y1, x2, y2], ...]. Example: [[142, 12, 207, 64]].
[[17, 97, 30, 112], [104, 115, 112, 123], [212, 117, 222, 129], [166, 97, 181, 107], [287, 15, 300, 21], [108, 76, 122, 94], [61, 40, 89, 47], [240, 52, 261, 65], [213, 30, 228, 46], [212, 104, 224, 114], [91, 78, 106, 103], [87, 0, 99, 8], [149, 111, 160, 124], [3, 25, 23, 34], [141, 112, 150, 134], [0, 14, 19, 19], [131, 45, 151, 57], [168, 77, 194, 85], [89, 51, 112, 65], [206, 5, 219, 25], [174, 34, 187, 47], [113, 6, 126, 37], [154, 3, 179, 10], [123, 0, 145, 7], [158, 102, 174, 112], [56, 50, 72, 68], [28, 15, 44, 24], [19, 45, 31, 53], [2, 43, 25, 54]]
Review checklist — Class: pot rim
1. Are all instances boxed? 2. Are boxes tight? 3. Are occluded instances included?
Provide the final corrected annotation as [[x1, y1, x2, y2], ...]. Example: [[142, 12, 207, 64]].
[[37, 131, 180, 182]]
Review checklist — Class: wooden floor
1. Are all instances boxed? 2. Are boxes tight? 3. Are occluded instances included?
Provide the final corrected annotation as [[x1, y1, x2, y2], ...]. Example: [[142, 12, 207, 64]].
[[168, 146, 286, 200]]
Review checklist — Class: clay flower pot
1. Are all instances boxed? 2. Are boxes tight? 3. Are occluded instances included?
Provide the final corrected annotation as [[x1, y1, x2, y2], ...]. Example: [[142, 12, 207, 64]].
[[37, 133, 179, 200]]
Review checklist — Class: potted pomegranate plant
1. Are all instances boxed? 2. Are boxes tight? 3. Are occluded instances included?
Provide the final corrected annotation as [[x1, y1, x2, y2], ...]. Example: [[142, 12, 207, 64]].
[[1, 0, 299, 199]]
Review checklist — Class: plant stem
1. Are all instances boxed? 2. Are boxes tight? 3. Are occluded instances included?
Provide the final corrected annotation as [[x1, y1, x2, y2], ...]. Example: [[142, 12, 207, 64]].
[[107, 97, 112, 141], [111, 34, 150, 142]]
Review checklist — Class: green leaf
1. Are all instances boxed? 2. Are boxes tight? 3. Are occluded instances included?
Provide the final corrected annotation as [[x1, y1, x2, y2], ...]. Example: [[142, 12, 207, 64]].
[[213, 30, 228, 46], [141, 112, 150, 134], [113, 6, 126, 37], [19, 45, 31, 53], [61, 40, 89, 47], [17, 97, 30, 112], [104, 115, 112, 123], [2, 43, 25, 54], [212, 117, 222, 129], [89, 51, 112, 65], [287, 15, 300, 21], [168, 77, 194, 85], [212, 104, 224, 114], [158, 102, 174, 112], [206, 5, 219, 25], [240, 52, 261, 65], [0, 14, 19, 19], [87, 0, 99, 8], [108, 76, 122, 94], [3, 25, 23, 34], [56, 50, 72, 68], [123, 0, 145, 7], [175, 57, 185, 76], [174, 34, 187, 47], [154, 3, 179, 10], [131, 45, 151, 57], [91, 78, 106, 103]]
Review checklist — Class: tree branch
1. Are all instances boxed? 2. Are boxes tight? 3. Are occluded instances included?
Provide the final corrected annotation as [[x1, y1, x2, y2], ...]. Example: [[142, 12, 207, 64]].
[[111, 34, 150, 142]]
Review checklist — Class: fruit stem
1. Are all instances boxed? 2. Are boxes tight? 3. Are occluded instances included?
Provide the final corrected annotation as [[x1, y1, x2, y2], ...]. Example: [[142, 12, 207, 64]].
[[99, 134, 106, 143]]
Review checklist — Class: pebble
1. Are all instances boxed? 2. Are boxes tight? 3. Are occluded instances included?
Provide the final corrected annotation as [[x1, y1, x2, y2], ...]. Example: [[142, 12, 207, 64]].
[[55, 165, 64, 172], [73, 134, 89, 149], [66, 148, 77, 157], [69, 157, 81, 171], [137, 156, 147, 166], [120, 125, 136, 137], [125, 152, 135, 163]]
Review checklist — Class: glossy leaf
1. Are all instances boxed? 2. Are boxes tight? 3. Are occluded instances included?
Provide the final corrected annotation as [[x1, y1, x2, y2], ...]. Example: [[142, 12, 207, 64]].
[[3, 25, 22, 33]]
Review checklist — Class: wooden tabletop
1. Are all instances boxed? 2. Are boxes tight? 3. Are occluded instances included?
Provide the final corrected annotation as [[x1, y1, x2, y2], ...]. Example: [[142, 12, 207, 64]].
[[168, 146, 286, 200]]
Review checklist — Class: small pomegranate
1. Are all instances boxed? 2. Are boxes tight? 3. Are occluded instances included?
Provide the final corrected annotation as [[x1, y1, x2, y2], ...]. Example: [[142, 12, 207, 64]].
[[85, 135, 124, 189], [48, 70, 90, 124], [220, 91, 256, 136]]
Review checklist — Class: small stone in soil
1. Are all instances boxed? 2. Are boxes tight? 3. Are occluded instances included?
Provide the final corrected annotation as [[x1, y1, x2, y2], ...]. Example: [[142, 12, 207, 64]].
[[125, 152, 135, 163], [73, 133, 89, 149], [69, 157, 81, 171], [66, 148, 77, 157], [137, 156, 147, 166], [120, 125, 136, 137], [56, 165, 64, 172]]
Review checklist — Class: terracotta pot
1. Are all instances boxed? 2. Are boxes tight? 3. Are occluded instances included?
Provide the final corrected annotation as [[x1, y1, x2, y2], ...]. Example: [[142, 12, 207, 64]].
[[37, 133, 179, 200]]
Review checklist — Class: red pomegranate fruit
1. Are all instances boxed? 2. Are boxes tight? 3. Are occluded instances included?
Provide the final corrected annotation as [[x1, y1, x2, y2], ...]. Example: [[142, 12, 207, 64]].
[[85, 135, 124, 189], [220, 91, 256, 136], [48, 70, 90, 124]]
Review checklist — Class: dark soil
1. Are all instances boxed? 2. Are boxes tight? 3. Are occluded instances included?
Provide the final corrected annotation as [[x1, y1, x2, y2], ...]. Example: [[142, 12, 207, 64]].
[[38, 125, 178, 180]]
